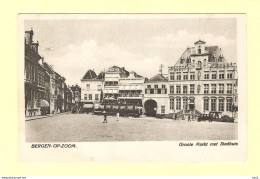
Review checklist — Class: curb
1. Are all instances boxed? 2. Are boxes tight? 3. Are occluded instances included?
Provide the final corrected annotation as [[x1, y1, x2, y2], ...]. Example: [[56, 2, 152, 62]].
[[25, 112, 70, 122]]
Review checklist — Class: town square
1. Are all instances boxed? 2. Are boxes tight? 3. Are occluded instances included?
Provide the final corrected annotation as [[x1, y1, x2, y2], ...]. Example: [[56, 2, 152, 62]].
[[26, 113, 237, 142], [23, 16, 239, 142]]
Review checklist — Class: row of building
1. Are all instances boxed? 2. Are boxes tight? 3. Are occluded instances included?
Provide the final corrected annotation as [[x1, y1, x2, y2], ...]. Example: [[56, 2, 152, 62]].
[[24, 29, 81, 116], [80, 40, 238, 118]]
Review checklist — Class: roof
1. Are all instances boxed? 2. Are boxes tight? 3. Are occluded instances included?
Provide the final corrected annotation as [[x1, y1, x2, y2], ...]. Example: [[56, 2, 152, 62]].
[[133, 71, 143, 78], [194, 40, 206, 44], [106, 66, 143, 78], [174, 45, 226, 67], [82, 69, 97, 80], [43, 62, 55, 74], [106, 66, 130, 78], [146, 74, 168, 82], [96, 71, 105, 80]]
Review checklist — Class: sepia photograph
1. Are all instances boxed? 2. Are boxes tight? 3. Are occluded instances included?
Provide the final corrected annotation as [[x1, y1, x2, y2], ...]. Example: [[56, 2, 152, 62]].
[[18, 14, 246, 162], [23, 15, 239, 142]]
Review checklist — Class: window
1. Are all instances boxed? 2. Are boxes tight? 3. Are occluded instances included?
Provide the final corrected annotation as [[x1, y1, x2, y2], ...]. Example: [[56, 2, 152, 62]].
[[170, 98, 174, 110], [170, 86, 174, 94], [154, 87, 158, 94], [147, 85, 151, 89], [198, 61, 202, 68], [190, 98, 195, 104], [183, 85, 188, 94], [219, 71, 224, 79], [190, 72, 195, 80], [176, 86, 181, 94], [84, 94, 88, 100], [170, 73, 174, 81], [97, 85, 102, 91], [227, 72, 233, 79], [219, 84, 224, 94], [226, 98, 232, 111], [161, 88, 166, 94], [161, 105, 165, 114], [204, 84, 209, 94], [89, 94, 92, 100], [95, 94, 99, 100], [203, 98, 209, 111], [212, 72, 217, 79], [183, 98, 188, 110], [204, 72, 209, 79], [203, 59, 207, 66], [219, 98, 224, 111], [177, 73, 181, 80], [227, 84, 232, 94], [176, 98, 181, 110], [211, 98, 216, 111], [183, 73, 188, 80], [211, 84, 216, 94], [86, 84, 90, 89], [190, 84, 195, 94], [154, 85, 158, 88]]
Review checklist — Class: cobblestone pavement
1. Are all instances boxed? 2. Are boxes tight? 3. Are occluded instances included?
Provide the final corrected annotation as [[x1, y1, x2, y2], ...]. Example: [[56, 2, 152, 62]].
[[25, 113, 238, 142]]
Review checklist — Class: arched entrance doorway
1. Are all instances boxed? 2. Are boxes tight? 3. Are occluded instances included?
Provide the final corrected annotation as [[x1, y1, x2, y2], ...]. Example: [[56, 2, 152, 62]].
[[144, 100, 157, 117]]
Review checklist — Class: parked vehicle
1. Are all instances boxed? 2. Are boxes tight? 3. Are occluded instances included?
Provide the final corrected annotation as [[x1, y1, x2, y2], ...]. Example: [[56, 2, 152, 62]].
[[221, 115, 235, 123], [197, 114, 213, 122], [198, 112, 222, 122], [198, 112, 234, 123]]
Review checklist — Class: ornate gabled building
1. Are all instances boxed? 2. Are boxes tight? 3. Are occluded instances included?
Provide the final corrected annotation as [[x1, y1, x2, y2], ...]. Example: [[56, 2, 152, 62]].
[[80, 69, 104, 111], [168, 40, 238, 118], [103, 66, 129, 104], [118, 71, 144, 107]]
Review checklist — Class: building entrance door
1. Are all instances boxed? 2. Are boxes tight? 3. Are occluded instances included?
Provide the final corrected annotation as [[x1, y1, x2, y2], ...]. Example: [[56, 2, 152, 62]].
[[189, 104, 195, 110], [144, 100, 157, 117]]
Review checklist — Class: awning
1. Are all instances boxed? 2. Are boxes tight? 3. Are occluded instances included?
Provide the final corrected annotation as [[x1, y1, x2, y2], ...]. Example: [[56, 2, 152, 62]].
[[37, 99, 50, 107], [83, 104, 93, 108]]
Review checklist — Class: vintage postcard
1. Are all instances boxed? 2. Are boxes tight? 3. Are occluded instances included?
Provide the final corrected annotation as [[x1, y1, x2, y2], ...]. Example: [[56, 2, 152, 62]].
[[18, 14, 246, 162]]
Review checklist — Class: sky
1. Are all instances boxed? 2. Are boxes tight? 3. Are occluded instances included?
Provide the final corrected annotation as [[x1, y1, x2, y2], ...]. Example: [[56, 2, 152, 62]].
[[25, 17, 237, 85]]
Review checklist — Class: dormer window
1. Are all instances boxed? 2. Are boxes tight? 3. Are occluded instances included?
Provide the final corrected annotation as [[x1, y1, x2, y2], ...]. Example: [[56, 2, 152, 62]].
[[180, 56, 184, 64], [198, 46, 201, 54], [203, 59, 207, 66]]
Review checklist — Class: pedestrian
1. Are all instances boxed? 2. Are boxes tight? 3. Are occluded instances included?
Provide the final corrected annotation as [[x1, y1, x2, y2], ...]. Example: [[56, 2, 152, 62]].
[[188, 115, 191, 122], [116, 111, 120, 122], [103, 110, 107, 123], [175, 113, 177, 120]]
